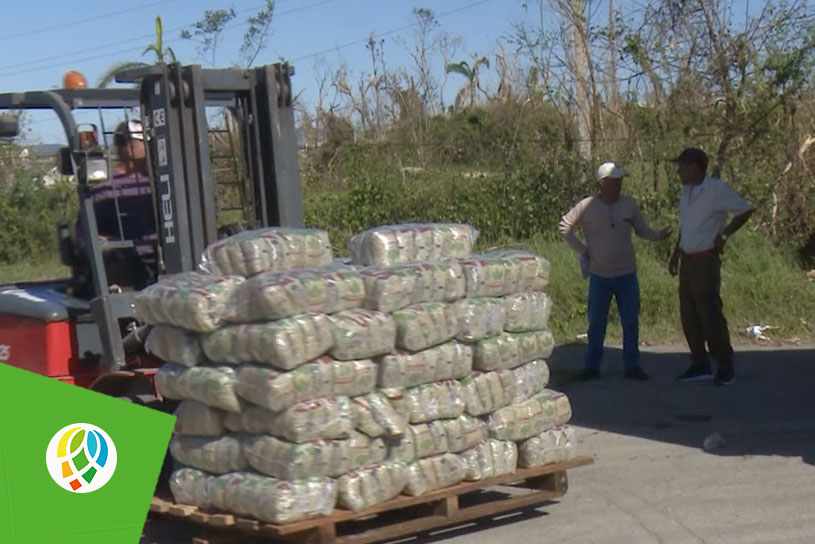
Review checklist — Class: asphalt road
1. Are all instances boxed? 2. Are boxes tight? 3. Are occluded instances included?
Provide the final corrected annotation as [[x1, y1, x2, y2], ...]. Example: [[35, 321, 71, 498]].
[[142, 343, 815, 544]]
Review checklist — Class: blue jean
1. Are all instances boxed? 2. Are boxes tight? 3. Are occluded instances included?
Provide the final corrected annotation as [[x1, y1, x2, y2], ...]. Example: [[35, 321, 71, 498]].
[[585, 273, 640, 370]]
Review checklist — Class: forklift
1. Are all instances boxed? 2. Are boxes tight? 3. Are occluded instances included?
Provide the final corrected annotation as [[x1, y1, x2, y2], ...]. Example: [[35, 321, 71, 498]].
[[0, 62, 304, 404]]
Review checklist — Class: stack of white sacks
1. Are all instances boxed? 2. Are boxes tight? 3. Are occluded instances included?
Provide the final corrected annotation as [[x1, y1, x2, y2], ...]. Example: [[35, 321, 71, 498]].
[[138, 224, 576, 524]]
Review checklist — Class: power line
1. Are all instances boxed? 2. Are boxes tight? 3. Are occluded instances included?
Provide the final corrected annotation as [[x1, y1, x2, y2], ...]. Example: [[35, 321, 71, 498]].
[[0, 0, 335, 80], [0, 0, 176, 43], [292, 0, 494, 63]]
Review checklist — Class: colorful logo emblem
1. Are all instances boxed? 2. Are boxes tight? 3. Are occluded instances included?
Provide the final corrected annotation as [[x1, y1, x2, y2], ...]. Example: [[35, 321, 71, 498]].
[[45, 423, 118, 493]]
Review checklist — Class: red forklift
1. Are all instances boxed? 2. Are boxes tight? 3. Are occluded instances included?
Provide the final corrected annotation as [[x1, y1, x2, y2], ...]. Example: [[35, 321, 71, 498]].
[[0, 62, 304, 405]]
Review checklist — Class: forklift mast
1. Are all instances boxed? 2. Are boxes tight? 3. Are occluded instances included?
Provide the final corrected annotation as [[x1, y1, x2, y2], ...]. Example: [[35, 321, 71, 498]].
[[0, 63, 305, 373]]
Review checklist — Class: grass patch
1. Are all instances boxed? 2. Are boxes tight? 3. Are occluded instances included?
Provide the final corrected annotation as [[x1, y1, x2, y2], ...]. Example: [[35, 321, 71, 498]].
[[0, 256, 70, 284]]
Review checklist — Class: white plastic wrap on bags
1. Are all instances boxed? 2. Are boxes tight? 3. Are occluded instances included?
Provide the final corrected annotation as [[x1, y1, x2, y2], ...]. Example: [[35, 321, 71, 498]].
[[352, 392, 407, 438], [392, 302, 458, 352], [330, 309, 396, 360], [337, 461, 408, 512], [472, 329, 554, 371], [503, 292, 553, 332], [134, 272, 244, 332], [169, 435, 247, 474], [235, 359, 376, 412], [512, 359, 551, 404], [377, 342, 472, 389], [224, 397, 355, 443], [173, 400, 226, 436], [404, 380, 466, 423], [201, 314, 335, 369], [409, 421, 450, 459], [441, 414, 489, 453], [487, 390, 572, 441], [350, 223, 478, 266], [404, 453, 466, 496], [472, 334, 520, 371], [459, 251, 550, 298], [460, 370, 516, 416], [386, 432, 416, 463], [231, 265, 365, 322], [155, 363, 241, 413], [360, 262, 466, 313], [145, 325, 204, 367], [454, 298, 506, 342], [208, 472, 337, 524], [518, 426, 577, 468], [170, 468, 212, 508], [199, 227, 333, 278], [515, 329, 555, 364], [460, 439, 518, 481], [242, 432, 386, 480]]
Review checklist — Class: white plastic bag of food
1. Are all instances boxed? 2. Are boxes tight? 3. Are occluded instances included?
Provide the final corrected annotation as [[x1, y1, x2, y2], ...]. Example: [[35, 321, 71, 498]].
[[512, 359, 550, 404], [350, 223, 478, 266], [145, 325, 205, 367], [199, 227, 333, 277], [454, 298, 506, 342], [487, 390, 572, 441], [460, 439, 518, 481], [472, 334, 521, 371], [409, 421, 450, 459], [209, 472, 337, 524], [352, 392, 407, 438], [404, 453, 465, 496], [242, 432, 386, 480], [377, 342, 472, 389], [155, 363, 241, 413], [330, 309, 396, 360], [460, 369, 517, 416], [503, 292, 553, 332], [169, 468, 212, 508], [235, 358, 375, 412], [361, 262, 466, 313], [441, 414, 488, 453], [231, 265, 365, 322], [515, 329, 555, 365], [134, 272, 244, 332], [201, 314, 334, 369], [392, 302, 458, 352], [169, 435, 247, 474], [337, 461, 408, 512], [517, 426, 577, 468], [173, 400, 226, 436], [404, 380, 466, 423], [224, 397, 355, 443], [459, 251, 550, 298], [473, 330, 554, 371]]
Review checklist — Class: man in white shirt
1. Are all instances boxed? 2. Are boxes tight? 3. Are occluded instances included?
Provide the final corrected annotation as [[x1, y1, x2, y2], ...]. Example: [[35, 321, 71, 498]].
[[560, 162, 670, 381], [669, 148, 753, 386]]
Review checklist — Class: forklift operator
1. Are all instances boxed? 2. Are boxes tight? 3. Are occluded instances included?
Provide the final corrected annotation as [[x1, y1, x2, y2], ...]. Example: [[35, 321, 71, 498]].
[[74, 119, 158, 296]]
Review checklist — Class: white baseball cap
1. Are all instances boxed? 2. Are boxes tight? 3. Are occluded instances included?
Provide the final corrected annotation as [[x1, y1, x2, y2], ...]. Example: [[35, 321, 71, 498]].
[[596, 161, 626, 180]]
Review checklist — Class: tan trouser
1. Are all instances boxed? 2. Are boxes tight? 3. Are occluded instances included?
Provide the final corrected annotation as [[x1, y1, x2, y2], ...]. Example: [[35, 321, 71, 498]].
[[679, 253, 734, 370]]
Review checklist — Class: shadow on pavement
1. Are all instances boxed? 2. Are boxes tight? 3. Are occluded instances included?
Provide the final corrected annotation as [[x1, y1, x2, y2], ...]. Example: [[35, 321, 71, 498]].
[[548, 343, 815, 465]]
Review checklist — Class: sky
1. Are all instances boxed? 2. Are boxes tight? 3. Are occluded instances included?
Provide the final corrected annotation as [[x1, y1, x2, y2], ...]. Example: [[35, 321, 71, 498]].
[[0, 0, 765, 143], [1, 0, 530, 142]]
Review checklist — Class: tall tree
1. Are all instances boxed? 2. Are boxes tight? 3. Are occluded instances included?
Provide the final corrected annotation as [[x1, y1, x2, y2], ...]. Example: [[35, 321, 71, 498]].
[[445, 55, 490, 109], [97, 15, 176, 87]]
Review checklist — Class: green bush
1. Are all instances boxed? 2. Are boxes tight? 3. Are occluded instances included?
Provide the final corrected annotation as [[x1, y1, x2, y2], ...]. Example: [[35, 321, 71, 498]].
[[0, 177, 77, 265]]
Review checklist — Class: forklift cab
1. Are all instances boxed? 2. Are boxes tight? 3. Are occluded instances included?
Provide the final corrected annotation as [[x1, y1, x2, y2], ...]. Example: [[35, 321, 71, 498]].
[[0, 62, 304, 395]]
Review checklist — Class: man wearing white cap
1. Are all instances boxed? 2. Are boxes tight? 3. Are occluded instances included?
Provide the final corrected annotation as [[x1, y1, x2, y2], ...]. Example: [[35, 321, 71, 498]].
[[559, 162, 671, 381], [74, 118, 157, 296]]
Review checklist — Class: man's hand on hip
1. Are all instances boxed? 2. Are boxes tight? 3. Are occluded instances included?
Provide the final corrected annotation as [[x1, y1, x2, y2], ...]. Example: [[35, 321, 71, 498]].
[[669, 251, 680, 277], [714, 233, 728, 253]]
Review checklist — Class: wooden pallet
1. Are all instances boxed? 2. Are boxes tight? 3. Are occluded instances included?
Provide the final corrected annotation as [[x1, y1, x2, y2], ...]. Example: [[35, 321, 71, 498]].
[[150, 455, 593, 544]]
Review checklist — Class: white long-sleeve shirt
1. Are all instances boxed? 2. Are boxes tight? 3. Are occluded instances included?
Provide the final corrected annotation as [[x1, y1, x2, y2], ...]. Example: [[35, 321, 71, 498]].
[[559, 194, 662, 278]]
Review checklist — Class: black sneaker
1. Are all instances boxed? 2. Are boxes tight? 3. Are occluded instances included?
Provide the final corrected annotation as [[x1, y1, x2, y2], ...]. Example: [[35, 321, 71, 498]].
[[677, 365, 713, 382], [576, 367, 601, 381], [624, 367, 650, 381], [714, 368, 735, 386]]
